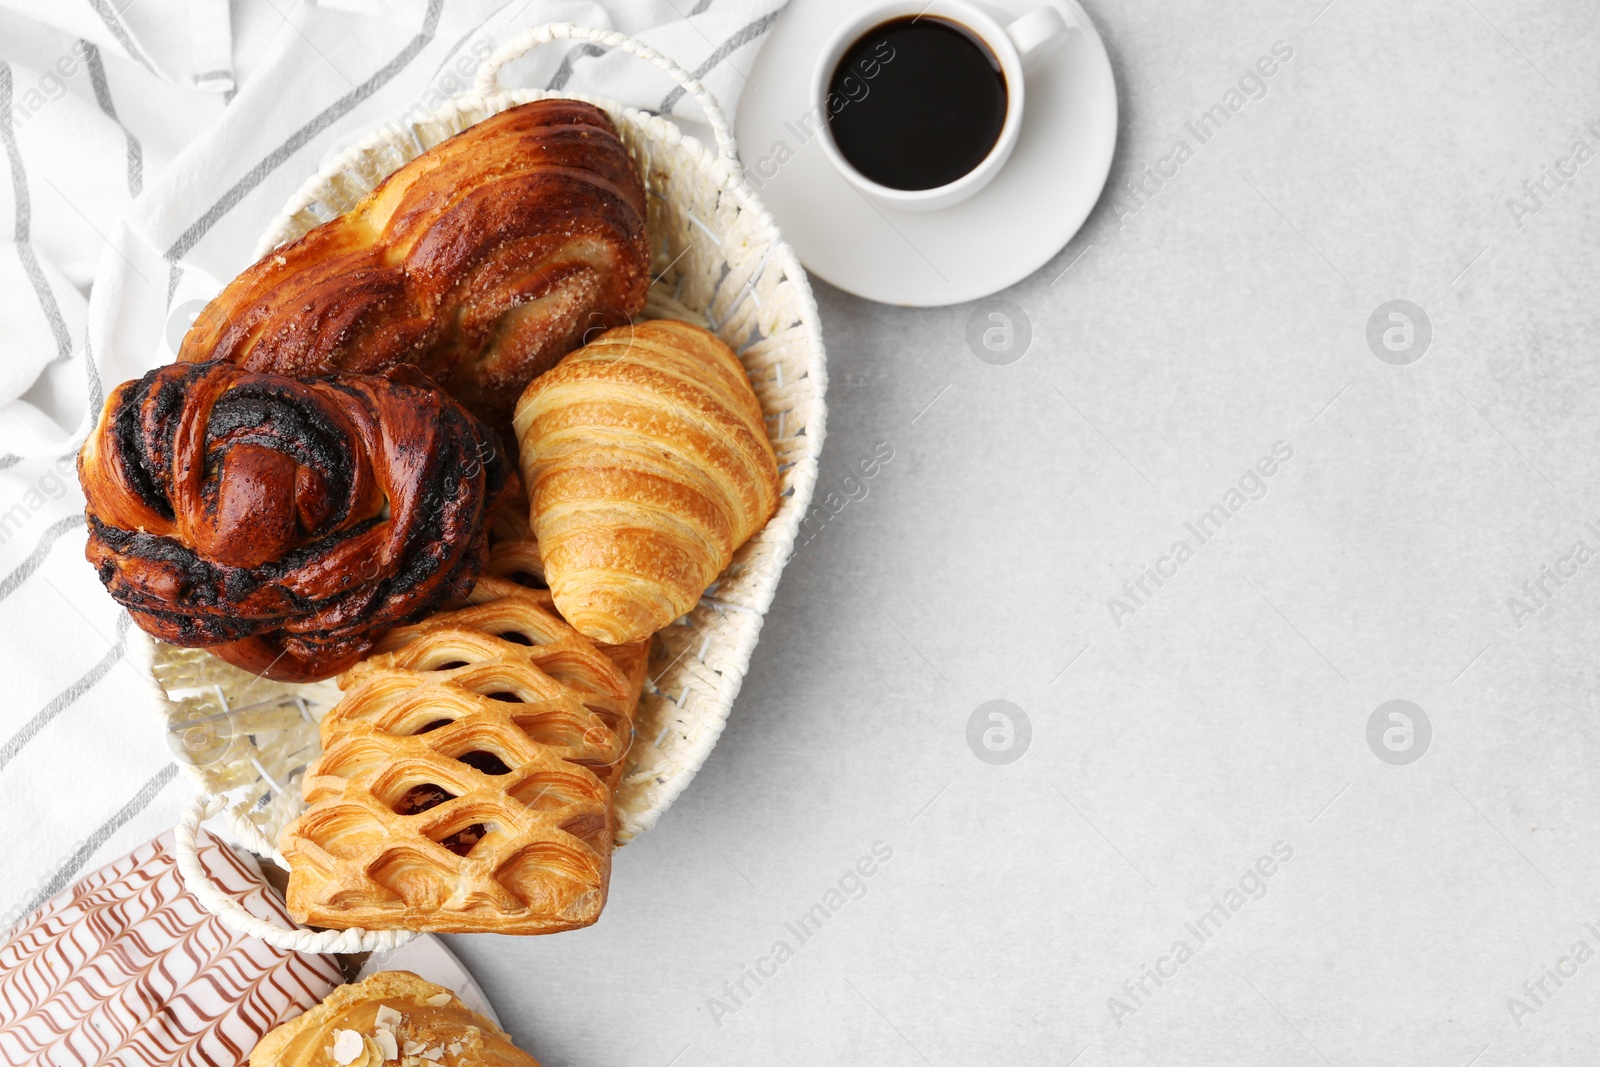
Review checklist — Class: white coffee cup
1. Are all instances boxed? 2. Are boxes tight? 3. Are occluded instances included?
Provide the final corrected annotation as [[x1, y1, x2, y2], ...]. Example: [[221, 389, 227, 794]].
[[812, 1, 1073, 212]]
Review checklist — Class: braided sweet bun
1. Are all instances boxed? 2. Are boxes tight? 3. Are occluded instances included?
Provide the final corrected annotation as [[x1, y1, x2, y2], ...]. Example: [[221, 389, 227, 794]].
[[78, 361, 508, 682], [176, 98, 649, 428]]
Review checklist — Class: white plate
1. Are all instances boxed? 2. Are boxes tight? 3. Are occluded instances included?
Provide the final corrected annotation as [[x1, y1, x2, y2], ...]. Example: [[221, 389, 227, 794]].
[[358, 934, 502, 1026], [735, 0, 1118, 306]]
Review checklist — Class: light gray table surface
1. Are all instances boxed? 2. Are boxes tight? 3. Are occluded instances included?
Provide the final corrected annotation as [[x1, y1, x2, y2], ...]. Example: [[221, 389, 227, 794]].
[[451, 1, 1600, 1064]]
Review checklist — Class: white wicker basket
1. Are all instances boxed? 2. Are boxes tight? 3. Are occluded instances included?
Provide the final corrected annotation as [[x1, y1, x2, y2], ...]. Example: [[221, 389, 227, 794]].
[[148, 23, 827, 953]]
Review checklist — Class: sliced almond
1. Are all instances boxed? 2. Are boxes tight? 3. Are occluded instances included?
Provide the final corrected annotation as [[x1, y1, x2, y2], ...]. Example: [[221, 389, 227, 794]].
[[331, 1030, 364, 1065]]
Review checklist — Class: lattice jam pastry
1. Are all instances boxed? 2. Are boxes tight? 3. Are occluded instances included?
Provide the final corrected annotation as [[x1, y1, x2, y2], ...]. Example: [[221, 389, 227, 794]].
[[280, 575, 647, 934]]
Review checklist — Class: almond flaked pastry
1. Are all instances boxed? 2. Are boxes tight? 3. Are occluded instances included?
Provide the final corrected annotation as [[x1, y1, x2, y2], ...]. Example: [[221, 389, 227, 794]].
[[251, 971, 539, 1066]]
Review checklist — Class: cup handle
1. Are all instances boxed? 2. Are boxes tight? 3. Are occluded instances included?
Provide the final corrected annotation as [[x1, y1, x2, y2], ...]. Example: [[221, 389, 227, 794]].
[[1005, 7, 1074, 70]]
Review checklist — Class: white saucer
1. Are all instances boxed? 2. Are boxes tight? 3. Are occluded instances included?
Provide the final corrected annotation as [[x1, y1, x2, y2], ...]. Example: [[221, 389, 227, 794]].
[[734, 0, 1118, 307]]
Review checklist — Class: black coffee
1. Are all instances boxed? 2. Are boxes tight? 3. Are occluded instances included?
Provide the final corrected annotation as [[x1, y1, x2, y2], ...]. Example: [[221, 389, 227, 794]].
[[826, 16, 1007, 191]]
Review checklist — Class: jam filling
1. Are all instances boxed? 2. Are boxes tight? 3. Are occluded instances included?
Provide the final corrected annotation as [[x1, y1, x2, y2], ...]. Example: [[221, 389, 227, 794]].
[[438, 823, 487, 856], [393, 782, 455, 815], [457, 750, 513, 776]]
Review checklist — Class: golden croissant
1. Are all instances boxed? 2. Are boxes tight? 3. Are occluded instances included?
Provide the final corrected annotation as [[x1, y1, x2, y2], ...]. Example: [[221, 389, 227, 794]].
[[177, 99, 649, 427], [512, 319, 780, 644]]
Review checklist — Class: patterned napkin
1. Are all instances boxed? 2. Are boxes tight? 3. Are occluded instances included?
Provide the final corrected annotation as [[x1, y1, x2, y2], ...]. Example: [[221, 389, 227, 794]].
[[0, 827, 342, 1066]]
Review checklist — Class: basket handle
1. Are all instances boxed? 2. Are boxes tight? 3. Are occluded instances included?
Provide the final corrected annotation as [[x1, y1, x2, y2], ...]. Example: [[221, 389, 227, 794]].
[[474, 22, 740, 168], [176, 792, 416, 955]]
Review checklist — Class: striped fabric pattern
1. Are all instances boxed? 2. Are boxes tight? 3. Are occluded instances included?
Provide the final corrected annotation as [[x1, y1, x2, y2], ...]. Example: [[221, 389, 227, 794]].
[[0, 828, 343, 1065]]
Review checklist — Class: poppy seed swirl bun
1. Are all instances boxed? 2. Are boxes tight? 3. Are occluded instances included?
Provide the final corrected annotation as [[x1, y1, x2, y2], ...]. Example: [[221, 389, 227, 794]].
[[78, 361, 507, 682]]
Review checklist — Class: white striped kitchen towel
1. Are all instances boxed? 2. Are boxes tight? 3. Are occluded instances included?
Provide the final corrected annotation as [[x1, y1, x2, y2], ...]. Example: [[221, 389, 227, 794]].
[[0, 0, 786, 926]]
